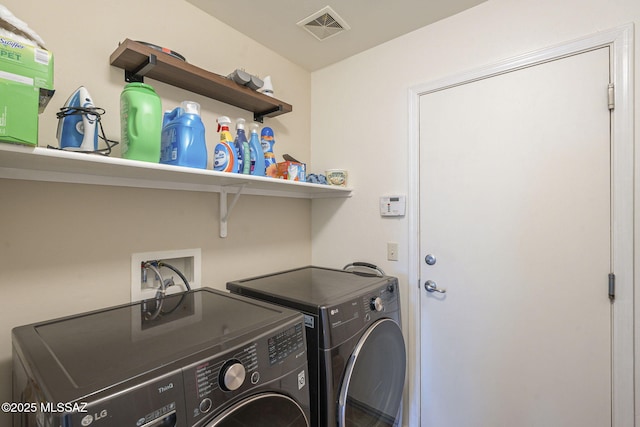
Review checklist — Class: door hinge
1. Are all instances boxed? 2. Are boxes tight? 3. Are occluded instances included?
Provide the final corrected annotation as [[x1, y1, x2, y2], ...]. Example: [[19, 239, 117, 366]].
[[608, 273, 615, 301], [608, 83, 615, 110]]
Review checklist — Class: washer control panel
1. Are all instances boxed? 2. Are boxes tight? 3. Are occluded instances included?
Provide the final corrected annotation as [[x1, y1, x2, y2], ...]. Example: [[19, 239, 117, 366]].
[[268, 322, 304, 365], [189, 343, 257, 403], [182, 319, 306, 424]]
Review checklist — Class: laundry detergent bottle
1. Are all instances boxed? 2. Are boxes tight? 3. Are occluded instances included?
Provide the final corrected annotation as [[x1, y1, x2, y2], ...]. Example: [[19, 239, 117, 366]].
[[120, 82, 162, 162], [160, 101, 207, 169], [249, 123, 265, 176], [261, 126, 277, 177], [234, 118, 250, 174], [214, 116, 238, 173]]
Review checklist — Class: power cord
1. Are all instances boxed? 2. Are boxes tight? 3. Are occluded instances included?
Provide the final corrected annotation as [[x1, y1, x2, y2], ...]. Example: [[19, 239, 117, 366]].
[[158, 261, 192, 291], [141, 260, 192, 320], [142, 261, 166, 320], [48, 106, 119, 155]]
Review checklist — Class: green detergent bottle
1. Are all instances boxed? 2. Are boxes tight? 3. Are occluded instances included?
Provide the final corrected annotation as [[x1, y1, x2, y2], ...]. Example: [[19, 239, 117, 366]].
[[120, 82, 162, 162]]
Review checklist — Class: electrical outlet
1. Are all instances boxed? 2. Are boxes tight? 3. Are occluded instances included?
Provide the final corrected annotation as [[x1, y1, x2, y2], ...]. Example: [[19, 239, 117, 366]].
[[387, 242, 399, 261], [131, 249, 202, 302]]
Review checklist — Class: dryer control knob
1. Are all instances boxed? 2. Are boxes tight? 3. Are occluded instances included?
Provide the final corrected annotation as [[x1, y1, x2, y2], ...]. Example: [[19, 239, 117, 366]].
[[370, 296, 384, 312], [220, 360, 246, 391]]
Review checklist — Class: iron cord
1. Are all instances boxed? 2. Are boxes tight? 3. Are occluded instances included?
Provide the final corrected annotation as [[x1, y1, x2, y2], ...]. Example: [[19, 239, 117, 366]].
[[49, 106, 119, 155]]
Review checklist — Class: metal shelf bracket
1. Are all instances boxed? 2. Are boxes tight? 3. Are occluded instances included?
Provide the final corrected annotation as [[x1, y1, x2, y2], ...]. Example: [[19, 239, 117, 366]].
[[219, 183, 247, 238], [125, 53, 158, 83], [254, 105, 283, 123]]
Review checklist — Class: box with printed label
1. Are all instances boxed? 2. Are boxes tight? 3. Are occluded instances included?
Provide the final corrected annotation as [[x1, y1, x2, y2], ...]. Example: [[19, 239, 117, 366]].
[[0, 36, 54, 145], [276, 161, 306, 182], [0, 36, 53, 90], [0, 80, 39, 145]]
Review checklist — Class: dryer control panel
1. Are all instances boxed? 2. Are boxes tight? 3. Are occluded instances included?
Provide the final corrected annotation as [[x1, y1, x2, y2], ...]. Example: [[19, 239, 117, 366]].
[[320, 279, 400, 349]]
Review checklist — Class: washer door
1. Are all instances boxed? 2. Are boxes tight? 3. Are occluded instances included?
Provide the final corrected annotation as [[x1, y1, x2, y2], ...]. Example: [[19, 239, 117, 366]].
[[205, 392, 309, 427], [338, 318, 406, 427]]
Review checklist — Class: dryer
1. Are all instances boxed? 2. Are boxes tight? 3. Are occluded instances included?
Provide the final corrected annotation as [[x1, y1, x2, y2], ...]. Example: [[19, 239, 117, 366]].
[[12, 288, 310, 427], [227, 266, 406, 427]]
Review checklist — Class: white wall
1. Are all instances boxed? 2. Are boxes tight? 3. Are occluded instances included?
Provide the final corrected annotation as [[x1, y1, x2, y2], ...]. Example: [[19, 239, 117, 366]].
[[0, 0, 313, 422], [310, 0, 640, 425], [3, 0, 638, 425]]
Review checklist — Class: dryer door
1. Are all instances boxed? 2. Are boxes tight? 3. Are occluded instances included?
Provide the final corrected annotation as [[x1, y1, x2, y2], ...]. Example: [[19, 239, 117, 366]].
[[338, 318, 406, 427], [205, 392, 309, 427]]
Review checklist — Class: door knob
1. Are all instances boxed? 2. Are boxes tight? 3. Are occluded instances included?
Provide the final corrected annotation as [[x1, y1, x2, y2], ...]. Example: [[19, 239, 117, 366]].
[[424, 280, 446, 294], [425, 254, 437, 265]]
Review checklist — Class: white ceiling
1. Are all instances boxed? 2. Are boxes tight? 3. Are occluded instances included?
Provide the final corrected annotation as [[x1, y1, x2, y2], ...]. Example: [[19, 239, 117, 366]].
[[187, 0, 487, 71]]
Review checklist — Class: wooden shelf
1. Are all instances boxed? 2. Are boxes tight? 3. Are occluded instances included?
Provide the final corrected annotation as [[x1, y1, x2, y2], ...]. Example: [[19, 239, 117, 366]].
[[109, 39, 292, 122], [0, 144, 352, 199]]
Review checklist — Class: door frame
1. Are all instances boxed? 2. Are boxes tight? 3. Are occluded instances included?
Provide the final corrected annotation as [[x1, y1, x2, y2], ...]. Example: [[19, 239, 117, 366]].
[[406, 24, 634, 426]]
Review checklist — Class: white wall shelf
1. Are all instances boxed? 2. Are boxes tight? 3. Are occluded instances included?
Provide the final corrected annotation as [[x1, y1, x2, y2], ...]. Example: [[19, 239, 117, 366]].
[[0, 144, 352, 236], [0, 144, 351, 197]]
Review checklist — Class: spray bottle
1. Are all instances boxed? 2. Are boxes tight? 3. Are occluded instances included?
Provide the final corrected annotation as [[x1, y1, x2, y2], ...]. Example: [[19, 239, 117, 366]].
[[261, 126, 277, 177], [234, 118, 250, 174], [214, 116, 238, 173], [249, 123, 266, 176]]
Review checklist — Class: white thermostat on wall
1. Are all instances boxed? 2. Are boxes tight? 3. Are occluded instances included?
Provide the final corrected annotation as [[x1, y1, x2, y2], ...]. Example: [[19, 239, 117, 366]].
[[380, 195, 406, 217]]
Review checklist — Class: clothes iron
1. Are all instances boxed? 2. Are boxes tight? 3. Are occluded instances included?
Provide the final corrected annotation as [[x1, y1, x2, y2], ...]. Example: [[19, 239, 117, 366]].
[[56, 86, 98, 151]]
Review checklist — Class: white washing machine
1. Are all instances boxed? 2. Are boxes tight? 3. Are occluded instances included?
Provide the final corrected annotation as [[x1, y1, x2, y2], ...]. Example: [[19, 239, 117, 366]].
[[12, 288, 310, 426]]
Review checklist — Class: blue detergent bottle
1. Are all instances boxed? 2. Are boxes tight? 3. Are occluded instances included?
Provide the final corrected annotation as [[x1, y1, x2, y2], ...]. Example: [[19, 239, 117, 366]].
[[261, 126, 277, 177], [160, 101, 208, 169], [234, 118, 250, 174], [249, 123, 265, 176]]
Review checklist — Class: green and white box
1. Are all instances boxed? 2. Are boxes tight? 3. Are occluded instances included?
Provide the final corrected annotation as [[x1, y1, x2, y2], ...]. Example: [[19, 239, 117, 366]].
[[0, 36, 54, 146]]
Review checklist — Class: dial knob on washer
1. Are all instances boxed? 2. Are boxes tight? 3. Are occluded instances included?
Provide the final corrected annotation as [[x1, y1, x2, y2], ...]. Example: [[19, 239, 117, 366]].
[[220, 360, 246, 391], [370, 296, 383, 312]]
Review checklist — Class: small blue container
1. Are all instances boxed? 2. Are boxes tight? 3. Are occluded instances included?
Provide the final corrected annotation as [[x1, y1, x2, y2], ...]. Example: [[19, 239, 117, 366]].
[[160, 101, 207, 169]]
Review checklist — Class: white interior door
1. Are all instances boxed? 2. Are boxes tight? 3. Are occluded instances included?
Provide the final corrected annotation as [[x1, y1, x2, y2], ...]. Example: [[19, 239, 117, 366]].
[[419, 47, 612, 426]]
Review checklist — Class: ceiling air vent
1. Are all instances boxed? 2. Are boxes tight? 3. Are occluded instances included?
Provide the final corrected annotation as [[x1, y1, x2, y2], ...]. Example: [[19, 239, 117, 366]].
[[297, 6, 351, 41]]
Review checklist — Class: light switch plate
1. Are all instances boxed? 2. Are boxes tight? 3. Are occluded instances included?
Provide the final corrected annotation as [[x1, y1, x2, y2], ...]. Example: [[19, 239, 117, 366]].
[[387, 242, 399, 261]]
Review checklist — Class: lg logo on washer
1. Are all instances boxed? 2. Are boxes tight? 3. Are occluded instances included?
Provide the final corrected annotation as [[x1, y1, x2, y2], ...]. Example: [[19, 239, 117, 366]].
[[80, 409, 108, 426], [330, 308, 339, 316]]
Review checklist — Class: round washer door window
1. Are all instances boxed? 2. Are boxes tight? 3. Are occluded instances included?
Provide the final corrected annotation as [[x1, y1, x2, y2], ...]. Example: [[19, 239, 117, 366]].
[[205, 392, 309, 427], [338, 318, 406, 427]]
